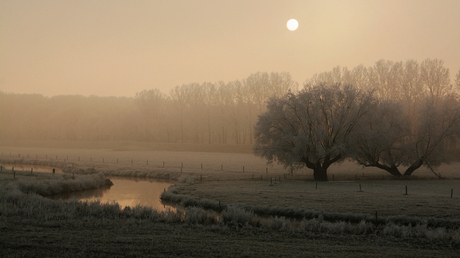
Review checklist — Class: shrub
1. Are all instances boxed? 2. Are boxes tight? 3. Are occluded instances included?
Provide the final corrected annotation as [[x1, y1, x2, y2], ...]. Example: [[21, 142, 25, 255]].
[[220, 205, 261, 228], [184, 207, 218, 225]]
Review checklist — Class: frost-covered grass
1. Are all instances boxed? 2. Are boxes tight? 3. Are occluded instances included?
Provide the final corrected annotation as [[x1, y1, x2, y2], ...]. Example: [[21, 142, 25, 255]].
[[0, 157, 197, 185], [2, 146, 460, 181], [161, 186, 460, 229], [1, 183, 459, 243], [178, 179, 460, 221], [1, 146, 460, 243], [16, 173, 112, 196]]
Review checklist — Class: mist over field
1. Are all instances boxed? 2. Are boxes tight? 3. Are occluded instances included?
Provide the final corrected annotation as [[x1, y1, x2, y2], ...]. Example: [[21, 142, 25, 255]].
[[2, 1, 460, 256], [0, 71, 295, 145], [2, 59, 460, 148], [2, 62, 460, 257]]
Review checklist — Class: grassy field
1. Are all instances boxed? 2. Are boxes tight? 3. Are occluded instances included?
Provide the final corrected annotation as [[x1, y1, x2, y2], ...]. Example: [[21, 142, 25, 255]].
[[1, 145, 460, 257]]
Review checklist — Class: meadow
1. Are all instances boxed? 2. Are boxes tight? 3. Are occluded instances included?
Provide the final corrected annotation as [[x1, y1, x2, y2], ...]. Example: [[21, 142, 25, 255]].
[[1, 144, 460, 257]]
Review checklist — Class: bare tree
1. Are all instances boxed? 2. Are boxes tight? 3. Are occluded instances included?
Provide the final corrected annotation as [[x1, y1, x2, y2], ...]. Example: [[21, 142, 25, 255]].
[[404, 96, 460, 176], [354, 95, 460, 177], [367, 60, 405, 101], [454, 69, 460, 98], [353, 100, 411, 176], [200, 82, 218, 144], [135, 89, 168, 141], [254, 84, 375, 181], [420, 59, 452, 104], [306, 66, 344, 87], [170, 85, 191, 143]]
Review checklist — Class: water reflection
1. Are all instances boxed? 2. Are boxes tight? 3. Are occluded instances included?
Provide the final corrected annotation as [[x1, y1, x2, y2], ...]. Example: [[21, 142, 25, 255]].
[[50, 176, 175, 211]]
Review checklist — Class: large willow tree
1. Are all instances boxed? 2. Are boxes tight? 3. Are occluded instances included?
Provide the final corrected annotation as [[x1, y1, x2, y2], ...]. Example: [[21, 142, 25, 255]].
[[254, 84, 375, 181]]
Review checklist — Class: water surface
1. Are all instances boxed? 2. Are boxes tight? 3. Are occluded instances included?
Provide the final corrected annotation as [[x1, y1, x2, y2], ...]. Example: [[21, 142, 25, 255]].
[[51, 176, 175, 211], [2, 163, 175, 211]]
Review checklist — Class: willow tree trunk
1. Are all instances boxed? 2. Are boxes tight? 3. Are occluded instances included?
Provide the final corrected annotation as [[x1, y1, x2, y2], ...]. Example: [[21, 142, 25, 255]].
[[313, 167, 328, 181], [373, 163, 402, 176], [403, 159, 424, 176]]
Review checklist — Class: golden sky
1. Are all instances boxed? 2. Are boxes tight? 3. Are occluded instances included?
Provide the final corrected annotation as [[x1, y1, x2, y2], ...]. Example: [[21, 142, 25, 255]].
[[1, 0, 459, 97]]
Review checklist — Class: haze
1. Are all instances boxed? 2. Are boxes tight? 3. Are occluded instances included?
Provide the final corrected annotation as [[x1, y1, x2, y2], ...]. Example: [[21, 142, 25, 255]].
[[1, 0, 460, 97]]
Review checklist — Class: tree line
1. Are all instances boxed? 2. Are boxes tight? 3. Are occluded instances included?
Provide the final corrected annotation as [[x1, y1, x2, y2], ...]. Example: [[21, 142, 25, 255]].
[[254, 59, 460, 180], [0, 72, 297, 144], [1, 59, 459, 151]]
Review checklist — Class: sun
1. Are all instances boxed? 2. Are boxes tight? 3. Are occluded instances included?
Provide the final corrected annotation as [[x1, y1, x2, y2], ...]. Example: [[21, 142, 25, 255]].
[[287, 19, 298, 31]]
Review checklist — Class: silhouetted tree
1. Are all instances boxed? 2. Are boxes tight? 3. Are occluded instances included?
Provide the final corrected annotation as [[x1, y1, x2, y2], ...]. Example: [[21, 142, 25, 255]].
[[353, 100, 411, 176], [254, 84, 375, 181], [135, 89, 168, 141], [454, 69, 460, 98]]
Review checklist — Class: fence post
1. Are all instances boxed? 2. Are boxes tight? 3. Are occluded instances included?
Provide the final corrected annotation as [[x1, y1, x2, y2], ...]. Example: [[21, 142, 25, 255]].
[[13, 167, 15, 179], [404, 185, 408, 195], [243, 166, 245, 173], [315, 181, 318, 190], [201, 163, 203, 169], [451, 189, 454, 198], [31, 168, 33, 174], [221, 165, 223, 171]]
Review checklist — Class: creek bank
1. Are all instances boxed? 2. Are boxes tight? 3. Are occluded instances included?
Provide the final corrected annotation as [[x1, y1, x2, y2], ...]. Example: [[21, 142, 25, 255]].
[[161, 186, 460, 230]]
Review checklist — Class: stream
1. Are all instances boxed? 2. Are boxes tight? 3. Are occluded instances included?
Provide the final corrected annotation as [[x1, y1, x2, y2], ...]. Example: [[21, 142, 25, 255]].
[[2, 163, 175, 211], [49, 176, 175, 211]]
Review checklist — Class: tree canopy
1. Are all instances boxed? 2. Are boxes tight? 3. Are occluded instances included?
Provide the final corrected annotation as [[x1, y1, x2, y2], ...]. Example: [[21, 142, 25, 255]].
[[254, 84, 375, 181]]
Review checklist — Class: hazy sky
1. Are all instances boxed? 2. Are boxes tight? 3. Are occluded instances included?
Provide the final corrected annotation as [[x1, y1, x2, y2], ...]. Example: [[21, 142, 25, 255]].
[[1, 0, 460, 97]]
